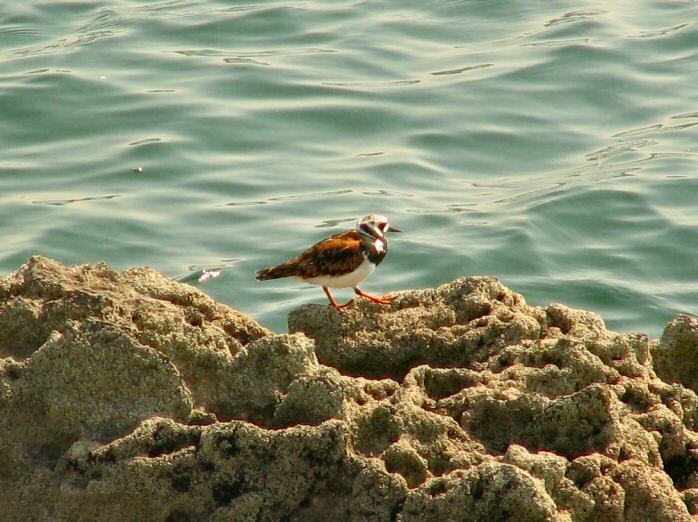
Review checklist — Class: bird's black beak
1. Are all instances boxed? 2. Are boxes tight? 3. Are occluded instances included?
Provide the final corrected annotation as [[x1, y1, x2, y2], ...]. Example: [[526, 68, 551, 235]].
[[388, 226, 401, 233]]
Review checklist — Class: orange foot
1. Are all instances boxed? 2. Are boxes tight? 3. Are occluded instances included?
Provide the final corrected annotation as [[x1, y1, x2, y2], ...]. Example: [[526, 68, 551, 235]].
[[323, 287, 355, 310], [333, 299, 356, 311], [354, 288, 394, 305]]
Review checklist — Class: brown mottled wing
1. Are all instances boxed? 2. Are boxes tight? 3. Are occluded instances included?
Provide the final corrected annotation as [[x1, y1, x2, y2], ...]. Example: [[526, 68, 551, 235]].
[[256, 230, 364, 280]]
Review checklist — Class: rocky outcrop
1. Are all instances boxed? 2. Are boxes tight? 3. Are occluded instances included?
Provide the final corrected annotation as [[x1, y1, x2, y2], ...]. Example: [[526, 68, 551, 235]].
[[1, 257, 698, 521]]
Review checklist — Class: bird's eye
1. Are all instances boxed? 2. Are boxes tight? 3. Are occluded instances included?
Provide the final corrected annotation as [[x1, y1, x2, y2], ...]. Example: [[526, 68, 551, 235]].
[[360, 223, 372, 235], [379, 221, 388, 231]]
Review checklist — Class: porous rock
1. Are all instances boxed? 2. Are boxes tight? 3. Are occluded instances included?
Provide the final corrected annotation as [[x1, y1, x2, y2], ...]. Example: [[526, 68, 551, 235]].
[[1, 257, 698, 521], [654, 314, 698, 393]]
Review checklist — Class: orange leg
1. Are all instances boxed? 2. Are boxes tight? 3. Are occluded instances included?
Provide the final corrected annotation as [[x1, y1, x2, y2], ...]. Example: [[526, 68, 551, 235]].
[[353, 288, 394, 304], [323, 287, 353, 310]]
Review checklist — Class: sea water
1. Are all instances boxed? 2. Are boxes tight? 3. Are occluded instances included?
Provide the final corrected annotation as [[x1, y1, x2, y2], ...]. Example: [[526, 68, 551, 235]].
[[2, 0, 698, 337]]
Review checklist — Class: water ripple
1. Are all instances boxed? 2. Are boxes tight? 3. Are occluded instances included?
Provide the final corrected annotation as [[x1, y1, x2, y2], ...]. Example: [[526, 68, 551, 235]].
[[269, 190, 353, 202], [315, 217, 357, 228], [544, 10, 607, 28], [0, 26, 42, 38], [430, 63, 493, 76], [322, 80, 420, 88], [225, 190, 354, 207], [628, 23, 689, 39], [522, 38, 590, 47], [362, 190, 413, 198], [32, 195, 120, 206], [128, 138, 163, 147], [173, 47, 336, 58]]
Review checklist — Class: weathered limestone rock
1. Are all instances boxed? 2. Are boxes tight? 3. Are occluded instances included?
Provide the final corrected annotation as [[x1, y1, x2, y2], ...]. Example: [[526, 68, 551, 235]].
[[654, 314, 698, 393], [1, 257, 698, 521], [288, 277, 546, 379]]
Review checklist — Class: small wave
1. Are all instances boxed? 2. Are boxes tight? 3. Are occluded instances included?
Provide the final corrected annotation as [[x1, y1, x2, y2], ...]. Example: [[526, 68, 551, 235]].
[[430, 64, 493, 76], [544, 10, 607, 28], [32, 195, 120, 206], [322, 79, 420, 88], [627, 23, 689, 39], [128, 138, 163, 146]]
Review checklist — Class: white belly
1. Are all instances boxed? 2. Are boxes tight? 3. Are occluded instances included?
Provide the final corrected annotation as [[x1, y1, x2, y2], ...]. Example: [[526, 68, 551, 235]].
[[299, 258, 376, 288]]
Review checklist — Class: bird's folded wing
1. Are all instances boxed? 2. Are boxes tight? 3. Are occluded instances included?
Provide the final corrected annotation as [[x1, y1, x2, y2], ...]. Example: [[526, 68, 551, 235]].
[[292, 232, 364, 278]]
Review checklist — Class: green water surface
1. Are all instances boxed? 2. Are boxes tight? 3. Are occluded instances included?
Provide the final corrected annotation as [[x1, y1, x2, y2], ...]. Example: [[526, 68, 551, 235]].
[[2, 0, 698, 337]]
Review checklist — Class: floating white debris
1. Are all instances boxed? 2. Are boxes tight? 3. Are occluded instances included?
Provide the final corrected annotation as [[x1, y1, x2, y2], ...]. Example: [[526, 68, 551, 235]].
[[198, 270, 222, 283]]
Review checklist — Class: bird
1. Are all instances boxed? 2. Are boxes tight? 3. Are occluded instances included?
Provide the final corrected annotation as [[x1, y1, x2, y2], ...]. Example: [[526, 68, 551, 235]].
[[256, 214, 400, 310]]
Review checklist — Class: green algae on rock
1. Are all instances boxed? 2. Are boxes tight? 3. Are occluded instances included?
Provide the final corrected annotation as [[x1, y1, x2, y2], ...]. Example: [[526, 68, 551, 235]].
[[1, 256, 698, 521]]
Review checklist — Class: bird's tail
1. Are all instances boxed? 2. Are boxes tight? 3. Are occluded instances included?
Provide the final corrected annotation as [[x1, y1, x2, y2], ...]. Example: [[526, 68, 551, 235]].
[[256, 263, 297, 281]]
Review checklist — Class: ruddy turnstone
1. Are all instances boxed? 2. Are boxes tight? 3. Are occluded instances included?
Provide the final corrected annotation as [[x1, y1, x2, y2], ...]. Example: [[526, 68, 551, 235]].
[[256, 214, 400, 309]]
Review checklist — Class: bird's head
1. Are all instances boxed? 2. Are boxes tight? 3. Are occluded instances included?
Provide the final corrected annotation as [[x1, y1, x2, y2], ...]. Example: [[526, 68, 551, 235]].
[[356, 214, 401, 240]]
